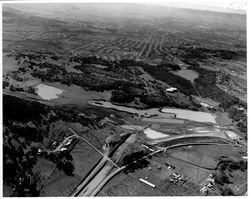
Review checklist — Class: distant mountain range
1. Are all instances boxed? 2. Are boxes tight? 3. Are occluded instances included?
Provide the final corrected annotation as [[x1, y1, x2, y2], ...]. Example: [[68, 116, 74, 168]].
[[161, 0, 246, 14], [4, 1, 246, 25], [223, 0, 247, 11]]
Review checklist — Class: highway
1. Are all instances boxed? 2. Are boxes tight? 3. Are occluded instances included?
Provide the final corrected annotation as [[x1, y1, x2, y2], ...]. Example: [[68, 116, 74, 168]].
[[89, 166, 126, 196], [70, 127, 128, 196], [21, 32, 45, 41], [69, 124, 240, 197], [71, 156, 109, 196], [71, 132, 137, 196], [69, 127, 119, 167], [79, 141, 236, 196], [78, 162, 114, 196]]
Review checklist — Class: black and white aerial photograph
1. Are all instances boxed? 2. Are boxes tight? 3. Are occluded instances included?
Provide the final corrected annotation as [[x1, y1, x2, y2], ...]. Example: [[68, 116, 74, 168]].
[[1, 0, 248, 197]]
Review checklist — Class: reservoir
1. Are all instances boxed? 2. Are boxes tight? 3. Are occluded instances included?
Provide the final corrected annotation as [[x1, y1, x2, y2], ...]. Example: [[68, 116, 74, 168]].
[[35, 84, 63, 100], [89, 100, 174, 118], [143, 128, 169, 139], [161, 108, 216, 123], [89, 100, 216, 123], [173, 69, 199, 82]]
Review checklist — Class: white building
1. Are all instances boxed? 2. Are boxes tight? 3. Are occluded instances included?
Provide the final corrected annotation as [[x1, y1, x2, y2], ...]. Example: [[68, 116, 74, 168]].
[[166, 87, 178, 93], [60, 147, 67, 151], [139, 178, 156, 188], [200, 102, 213, 109]]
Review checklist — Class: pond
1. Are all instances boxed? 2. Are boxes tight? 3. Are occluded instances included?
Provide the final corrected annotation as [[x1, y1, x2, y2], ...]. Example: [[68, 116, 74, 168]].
[[35, 84, 63, 100], [161, 108, 216, 123]]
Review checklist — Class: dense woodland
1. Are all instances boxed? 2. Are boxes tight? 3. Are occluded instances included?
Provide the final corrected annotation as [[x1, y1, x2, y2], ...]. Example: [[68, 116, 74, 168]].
[[214, 159, 247, 195], [13, 54, 197, 110], [6, 53, 248, 147], [179, 46, 246, 61], [188, 65, 240, 110], [142, 64, 196, 95], [3, 95, 102, 196]]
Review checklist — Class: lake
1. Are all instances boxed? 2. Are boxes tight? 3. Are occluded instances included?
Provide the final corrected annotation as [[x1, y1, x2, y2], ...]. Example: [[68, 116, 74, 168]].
[[88, 100, 174, 118], [35, 84, 63, 100]]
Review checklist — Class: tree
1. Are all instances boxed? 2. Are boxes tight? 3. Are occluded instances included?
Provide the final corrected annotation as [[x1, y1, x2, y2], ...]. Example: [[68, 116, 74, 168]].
[[10, 85, 15, 91]]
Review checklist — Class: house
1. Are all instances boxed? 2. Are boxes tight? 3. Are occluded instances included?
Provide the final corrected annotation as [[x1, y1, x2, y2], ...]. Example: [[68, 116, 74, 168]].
[[141, 144, 150, 149], [166, 87, 178, 93], [209, 174, 214, 178], [208, 178, 215, 183], [60, 147, 67, 151], [200, 102, 213, 109], [200, 187, 208, 195], [236, 106, 245, 111], [52, 141, 58, 146], [64, 139, 72, 146], [206, 182, 214, 189], [172, 173, 180, 178], [37, 148, 42, 154]]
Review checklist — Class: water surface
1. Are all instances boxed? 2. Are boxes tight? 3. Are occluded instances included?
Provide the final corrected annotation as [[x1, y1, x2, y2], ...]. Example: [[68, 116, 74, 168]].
[[36, 84, 63, 100], [173, 69, 199, 82], [161, 108, 216, 123], [143, 128, 169, 139]]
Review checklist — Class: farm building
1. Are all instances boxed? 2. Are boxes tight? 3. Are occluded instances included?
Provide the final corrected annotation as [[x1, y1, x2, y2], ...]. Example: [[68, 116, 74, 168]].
[[139, 178, 156, 188]]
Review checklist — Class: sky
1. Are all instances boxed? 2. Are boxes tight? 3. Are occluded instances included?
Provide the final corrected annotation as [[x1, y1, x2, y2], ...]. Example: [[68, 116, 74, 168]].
[[153, 0, 242, 5], [1, 0, 245, 5], [146, 0, 247, 10], [1, 0, 247, 12]]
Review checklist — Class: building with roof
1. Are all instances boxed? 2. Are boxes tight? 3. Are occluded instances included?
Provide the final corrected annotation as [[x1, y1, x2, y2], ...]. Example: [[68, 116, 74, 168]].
[[166, 87, 178, 93]]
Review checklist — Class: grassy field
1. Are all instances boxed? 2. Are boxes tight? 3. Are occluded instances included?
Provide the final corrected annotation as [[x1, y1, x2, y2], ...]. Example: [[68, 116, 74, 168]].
[[215, 112, 232, 125], [170, 148, 218, 168], [3, 53, 20, 75], [3, 184, 14, 197], [151, 144, 245, 186], [76, 126, 114, 150], [70, 139, 102, 179], [99, 156, 202, 196], [33, 157, 56, 181], [98, 171, 164, 196], [41, 168, 81, 196], [187, 145, 245, 161]]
